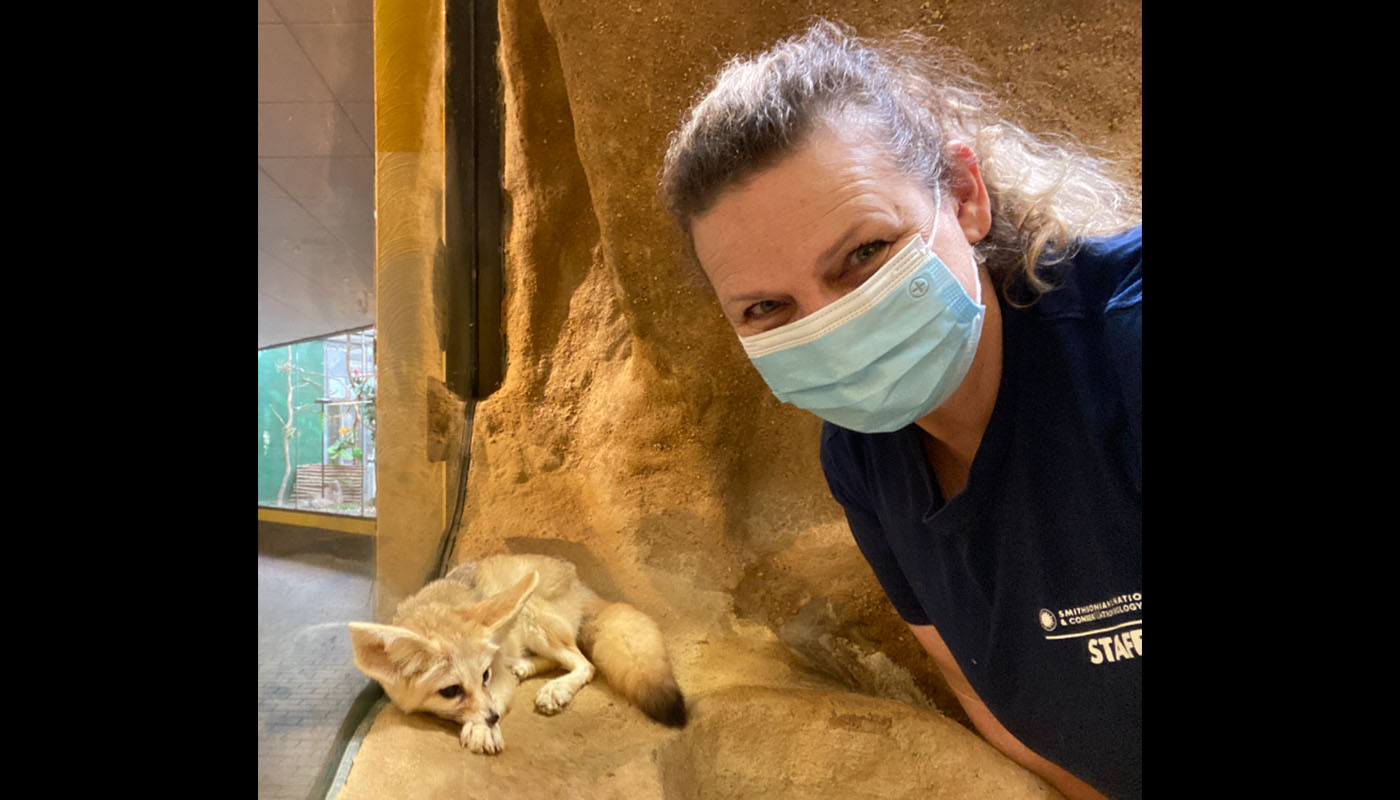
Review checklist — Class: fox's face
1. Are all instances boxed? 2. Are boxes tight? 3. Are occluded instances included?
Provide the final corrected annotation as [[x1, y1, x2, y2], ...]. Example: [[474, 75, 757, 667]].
[[423, 643, 501, 726], [349, 571, 538, 737], [355, 630, 502, 726]]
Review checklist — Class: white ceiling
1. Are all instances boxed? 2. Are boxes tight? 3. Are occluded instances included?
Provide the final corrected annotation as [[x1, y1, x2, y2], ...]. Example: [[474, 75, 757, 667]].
[[258, 0, 375, 349]]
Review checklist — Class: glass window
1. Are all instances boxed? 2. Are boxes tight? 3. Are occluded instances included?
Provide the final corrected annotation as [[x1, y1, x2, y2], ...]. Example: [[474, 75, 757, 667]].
[[258, 328, 376, 518]]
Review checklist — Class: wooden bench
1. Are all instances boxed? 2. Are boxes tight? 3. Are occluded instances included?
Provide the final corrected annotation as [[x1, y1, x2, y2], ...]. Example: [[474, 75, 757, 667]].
[[291, 464, 366, 507]]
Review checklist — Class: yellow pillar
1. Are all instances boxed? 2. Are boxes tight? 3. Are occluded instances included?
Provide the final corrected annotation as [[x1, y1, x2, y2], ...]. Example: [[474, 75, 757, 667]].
[[372, 0, 448, 621]]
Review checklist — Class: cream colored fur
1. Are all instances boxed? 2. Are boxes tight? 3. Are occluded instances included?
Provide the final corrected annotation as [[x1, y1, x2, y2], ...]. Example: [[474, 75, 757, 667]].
[[349, 554, 686, 754]]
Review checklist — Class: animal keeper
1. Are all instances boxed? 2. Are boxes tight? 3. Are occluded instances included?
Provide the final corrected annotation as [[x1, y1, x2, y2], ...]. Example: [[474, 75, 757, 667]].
[[660, 20, 1141, 800]]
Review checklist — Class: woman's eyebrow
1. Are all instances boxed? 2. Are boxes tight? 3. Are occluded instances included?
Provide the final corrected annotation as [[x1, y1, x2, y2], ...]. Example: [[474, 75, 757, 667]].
[[725, 289, 778, 306], [816, 221, 868, 267]]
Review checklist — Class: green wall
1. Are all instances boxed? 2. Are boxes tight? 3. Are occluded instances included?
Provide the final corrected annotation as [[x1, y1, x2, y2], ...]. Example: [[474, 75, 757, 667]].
[[258, 343, 325, 505]]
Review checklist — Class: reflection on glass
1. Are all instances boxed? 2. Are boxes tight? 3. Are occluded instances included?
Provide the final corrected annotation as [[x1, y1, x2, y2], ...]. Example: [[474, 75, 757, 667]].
[[258, 328, 377, 517]]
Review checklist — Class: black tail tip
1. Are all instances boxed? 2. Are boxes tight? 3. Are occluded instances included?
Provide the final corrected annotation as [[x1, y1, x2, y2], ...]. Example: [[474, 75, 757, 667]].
[[643, 686, 688, 728]]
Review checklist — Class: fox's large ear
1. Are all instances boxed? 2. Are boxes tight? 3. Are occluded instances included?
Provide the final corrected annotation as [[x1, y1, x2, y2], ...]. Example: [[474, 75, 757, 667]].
[[348, 622, 437, 685], [464, 571, 539, 641]]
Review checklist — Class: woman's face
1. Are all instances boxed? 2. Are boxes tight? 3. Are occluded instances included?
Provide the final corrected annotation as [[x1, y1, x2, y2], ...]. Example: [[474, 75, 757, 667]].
[[691, 121, 984, 339]]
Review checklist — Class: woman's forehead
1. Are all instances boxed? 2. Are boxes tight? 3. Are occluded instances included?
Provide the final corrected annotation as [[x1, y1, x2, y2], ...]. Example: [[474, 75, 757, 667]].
[[757, 122, 904, 197], [692, 126, 932, 275]]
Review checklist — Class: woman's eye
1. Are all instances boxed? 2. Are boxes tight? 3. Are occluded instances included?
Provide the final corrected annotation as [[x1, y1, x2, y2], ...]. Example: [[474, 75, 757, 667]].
[[482, 668, 491, 685], [849, 240, 889, 268], [438, 685, 464, 699], [744, 299, 783, 320]]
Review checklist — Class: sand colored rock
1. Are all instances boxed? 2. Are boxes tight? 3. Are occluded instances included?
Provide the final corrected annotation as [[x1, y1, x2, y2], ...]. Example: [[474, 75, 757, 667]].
[[342, 0, 1139, 797], [660, 686, 1064, 800], [338, 681, 1062, 800]]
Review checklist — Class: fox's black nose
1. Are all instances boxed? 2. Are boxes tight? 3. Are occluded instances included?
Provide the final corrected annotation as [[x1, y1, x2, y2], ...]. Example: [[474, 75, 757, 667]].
[[485, 712, 500, 726]]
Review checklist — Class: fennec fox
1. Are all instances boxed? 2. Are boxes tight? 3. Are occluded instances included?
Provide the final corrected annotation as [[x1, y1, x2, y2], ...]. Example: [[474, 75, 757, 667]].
[[349, 554, 686, 754]]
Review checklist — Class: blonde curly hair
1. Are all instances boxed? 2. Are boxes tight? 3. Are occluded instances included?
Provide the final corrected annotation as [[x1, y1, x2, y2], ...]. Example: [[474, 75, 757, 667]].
[[660, 19, 1140, 305]]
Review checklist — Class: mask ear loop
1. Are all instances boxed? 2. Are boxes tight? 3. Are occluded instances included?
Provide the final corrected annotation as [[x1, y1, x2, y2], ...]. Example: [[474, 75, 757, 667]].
[[927, 184, 983, 308], [924, 185, 944, 260], [970, 247, 986, 305]]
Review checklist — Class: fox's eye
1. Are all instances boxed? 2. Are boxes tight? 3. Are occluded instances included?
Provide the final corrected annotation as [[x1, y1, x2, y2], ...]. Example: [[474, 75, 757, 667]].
[[482, 668, 491, 685], [438, 685, 464, 699]]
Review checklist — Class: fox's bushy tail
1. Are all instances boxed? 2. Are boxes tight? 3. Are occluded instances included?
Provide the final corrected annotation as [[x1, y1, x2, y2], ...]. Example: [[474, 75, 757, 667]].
[[580, 601, 687, 727]]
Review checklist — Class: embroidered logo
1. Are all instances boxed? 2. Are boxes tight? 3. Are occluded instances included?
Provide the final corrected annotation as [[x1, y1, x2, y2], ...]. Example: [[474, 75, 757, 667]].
[[1040, 592, 1142, 666]]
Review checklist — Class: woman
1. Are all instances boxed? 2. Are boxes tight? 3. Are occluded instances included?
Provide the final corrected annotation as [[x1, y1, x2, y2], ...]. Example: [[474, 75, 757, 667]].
[[660, 20, 1141, 800]]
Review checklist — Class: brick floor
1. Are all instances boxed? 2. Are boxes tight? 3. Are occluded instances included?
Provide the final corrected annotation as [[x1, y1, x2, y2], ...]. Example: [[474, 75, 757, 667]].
[[258, 521, 376, 800]]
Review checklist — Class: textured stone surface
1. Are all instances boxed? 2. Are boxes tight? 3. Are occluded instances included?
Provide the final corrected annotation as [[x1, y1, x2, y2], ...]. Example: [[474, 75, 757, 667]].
[[659, 686, 1064, 800]]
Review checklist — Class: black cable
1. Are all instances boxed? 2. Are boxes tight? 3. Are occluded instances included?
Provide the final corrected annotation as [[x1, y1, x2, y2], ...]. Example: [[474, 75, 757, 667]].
[[433, 397, 476, 579]]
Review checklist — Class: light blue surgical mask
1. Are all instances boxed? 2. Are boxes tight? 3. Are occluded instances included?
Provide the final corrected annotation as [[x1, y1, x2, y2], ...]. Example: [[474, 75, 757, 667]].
[[738, 226, 985, 434]]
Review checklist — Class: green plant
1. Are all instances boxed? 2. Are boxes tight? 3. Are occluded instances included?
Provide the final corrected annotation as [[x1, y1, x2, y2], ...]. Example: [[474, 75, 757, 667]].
[[327, 426, 363, 464]]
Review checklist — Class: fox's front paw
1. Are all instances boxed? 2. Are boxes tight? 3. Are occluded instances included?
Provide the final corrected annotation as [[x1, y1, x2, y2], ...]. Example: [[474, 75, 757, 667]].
[[534, 680, 578, 715], [460, 721, 504, 754]]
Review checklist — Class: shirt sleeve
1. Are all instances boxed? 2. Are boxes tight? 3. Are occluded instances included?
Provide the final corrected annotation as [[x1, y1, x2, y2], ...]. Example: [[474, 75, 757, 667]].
[[820, 429, 932, 625]]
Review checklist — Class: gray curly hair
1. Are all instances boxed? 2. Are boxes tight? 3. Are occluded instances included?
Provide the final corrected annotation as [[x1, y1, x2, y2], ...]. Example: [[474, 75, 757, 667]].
[[660, 19, 1140, 305]]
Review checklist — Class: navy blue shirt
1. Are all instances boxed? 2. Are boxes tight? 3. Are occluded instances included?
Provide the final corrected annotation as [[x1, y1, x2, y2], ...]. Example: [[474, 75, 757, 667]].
[[820, 227, 1141, 800]]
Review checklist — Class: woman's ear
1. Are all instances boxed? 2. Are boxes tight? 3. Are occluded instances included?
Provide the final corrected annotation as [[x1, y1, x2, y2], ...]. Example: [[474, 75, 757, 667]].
[[945, 141, 992, 245]]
